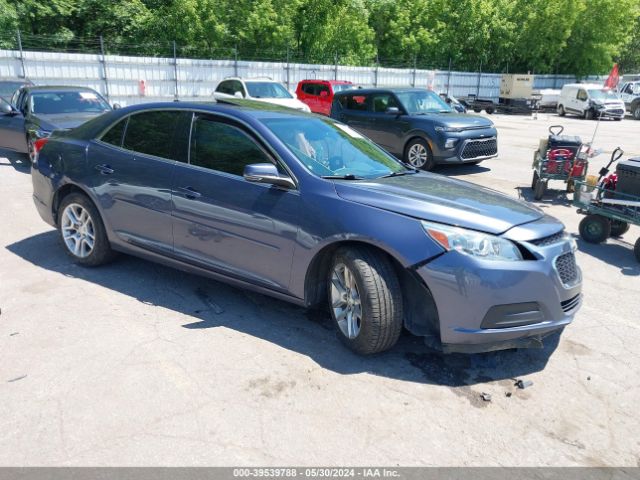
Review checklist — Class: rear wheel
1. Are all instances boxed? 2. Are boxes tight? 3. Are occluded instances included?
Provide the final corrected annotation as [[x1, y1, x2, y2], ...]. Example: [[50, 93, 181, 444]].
[[404, 138, 435, 171], [634, 238, 640, 262], [632, 103, 640, 120], [58, 193, 115, 266], [610, 220, 630, 238], [533, 179, 546, 200], [557, 105, 565, 116], [328, 246, 403, 355], [579, 214, 611, 244], [585, 109, 594, 120]]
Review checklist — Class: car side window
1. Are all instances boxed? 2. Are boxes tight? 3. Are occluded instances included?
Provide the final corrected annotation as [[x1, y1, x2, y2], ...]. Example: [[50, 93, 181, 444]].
[[189, 115, 272, 176], [216, 81, 231, 94], [577, 89, 588, 101], [371, 94, 400, 113], [122, 111, 182, 160], [100, 118, 128, 147], [303, 83, 318, 96], [341, 94, 368, 111], [318, 85, 330, 97]]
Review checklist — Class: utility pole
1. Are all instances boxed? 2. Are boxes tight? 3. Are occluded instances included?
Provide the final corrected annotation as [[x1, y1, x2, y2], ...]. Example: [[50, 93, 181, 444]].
[[334, 52, 338, 81], [446, 57, 452, 95], [286, 47, 290, 90], [476, 60, 483, 97], [234, 44, 239, 77], [374, 55, 379, 87], [173, 41, 179, 101], [412, 54, 417, 87], [16, 30, 27, 79], [99, 36, 110, 102]]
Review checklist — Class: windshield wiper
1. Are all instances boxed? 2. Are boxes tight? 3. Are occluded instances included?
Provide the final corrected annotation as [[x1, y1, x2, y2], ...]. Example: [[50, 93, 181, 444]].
[[321, 174, 364, 180], [379, 170, 419, 178]]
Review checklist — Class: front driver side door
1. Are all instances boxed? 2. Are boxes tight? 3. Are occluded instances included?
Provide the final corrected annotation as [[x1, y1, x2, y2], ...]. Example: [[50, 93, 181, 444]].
[[0, 98, 26, 152], [171, 113, 300, 292]]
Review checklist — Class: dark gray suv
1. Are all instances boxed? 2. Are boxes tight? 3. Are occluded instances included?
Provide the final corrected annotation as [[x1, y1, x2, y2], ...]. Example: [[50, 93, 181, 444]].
[[331, 88, 498, 170]]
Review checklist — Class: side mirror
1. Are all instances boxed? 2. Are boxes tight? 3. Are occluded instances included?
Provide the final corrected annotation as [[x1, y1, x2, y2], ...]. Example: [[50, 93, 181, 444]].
[[243, 163, 295, 189], [0, 103, 15, 115], [112, 103, 121, 110], [234, 91, 244, 99], [385, 106, 400, 115]]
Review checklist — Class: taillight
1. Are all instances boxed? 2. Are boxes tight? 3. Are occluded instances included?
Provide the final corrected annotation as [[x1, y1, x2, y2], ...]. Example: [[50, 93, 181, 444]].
[[34, 137, 49, 155]]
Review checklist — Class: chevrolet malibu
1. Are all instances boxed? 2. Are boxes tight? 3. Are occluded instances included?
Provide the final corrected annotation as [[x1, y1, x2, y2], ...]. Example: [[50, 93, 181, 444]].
[[31, 101, 582, 355]]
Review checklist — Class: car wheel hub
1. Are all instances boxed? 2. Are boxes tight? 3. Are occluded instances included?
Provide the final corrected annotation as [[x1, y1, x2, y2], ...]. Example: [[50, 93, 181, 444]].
[[61, 203, 95, 258], [330, 263, 362, 339], [408, 144, 428, 168]]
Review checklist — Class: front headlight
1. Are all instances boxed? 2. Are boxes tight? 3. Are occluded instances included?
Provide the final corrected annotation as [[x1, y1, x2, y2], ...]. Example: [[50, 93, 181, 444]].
[[421, 220, 523, 261], [435, 126, 462, 133]]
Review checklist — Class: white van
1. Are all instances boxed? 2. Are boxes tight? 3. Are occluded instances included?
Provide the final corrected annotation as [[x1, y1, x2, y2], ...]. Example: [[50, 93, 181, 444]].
[[557, 83, 625, 120]]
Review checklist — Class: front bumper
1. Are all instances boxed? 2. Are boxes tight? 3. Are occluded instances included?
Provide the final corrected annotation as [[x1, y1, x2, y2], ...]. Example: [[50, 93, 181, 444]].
[[594, 107, 625, 119], [416, 239, 581, 352], [435, 136, 498, 164]]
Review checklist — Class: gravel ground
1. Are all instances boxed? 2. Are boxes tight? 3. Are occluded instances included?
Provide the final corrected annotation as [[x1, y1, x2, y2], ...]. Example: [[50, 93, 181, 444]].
[[0, 111, 638, 466]]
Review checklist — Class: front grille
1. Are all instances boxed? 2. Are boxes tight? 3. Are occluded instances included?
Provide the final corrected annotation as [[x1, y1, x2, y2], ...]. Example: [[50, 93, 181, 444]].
[[460, 137, 497, 160], [561, 293, 581, 313], [605, 109, 624, 115], [530, 231, 565, 247], [555, 252, 579, 286]]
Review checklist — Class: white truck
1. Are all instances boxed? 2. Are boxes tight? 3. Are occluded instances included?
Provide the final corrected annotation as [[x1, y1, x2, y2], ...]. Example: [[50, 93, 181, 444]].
[[619, 80, 640, 120]]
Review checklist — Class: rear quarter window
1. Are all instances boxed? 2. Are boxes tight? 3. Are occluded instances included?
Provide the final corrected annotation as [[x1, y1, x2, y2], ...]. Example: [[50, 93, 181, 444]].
[[341, 94, 368, 111], [100, 118, 127, 147]]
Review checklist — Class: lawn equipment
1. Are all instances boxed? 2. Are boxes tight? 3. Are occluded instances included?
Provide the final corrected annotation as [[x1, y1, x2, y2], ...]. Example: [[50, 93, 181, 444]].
[[573, 147, 640, 262], [531, 125, 591, 200]]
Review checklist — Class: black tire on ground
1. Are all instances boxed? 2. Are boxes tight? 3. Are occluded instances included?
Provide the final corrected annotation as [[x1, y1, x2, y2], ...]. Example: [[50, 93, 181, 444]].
[[632, 102, 640, 120], [533, 179, 546, 200], [531, 170, 539, 190], [486, 107, 495, 114], [404, 137, 435, 171], [557, 105, 565, 116], [57, 192, 116, 267], [634, 238, 640, 262], [610, 220, 630, 238], [473, 107, 482, 113], [328, 246, 403, 355], [614, 117, 622, 121], [579, 214, 611, 244]]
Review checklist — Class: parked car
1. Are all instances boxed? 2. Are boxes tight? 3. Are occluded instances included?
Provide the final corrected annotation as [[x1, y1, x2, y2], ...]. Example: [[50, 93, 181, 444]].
[[618, 80, 640, 119], [214, 77, 310, 112], [0, 78, 33, 102], [32, 101, 581, 355], [557, 83, 625, 120], [331, 88, 498, 170], [0, 85, 111, 162], [296, 79, 356, 115]]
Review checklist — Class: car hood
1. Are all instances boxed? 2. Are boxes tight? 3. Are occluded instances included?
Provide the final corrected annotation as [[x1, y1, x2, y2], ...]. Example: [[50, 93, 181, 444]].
[[410, 112, 494, 130], [334, 173, 545, 234], [31, 112, 108, 131]]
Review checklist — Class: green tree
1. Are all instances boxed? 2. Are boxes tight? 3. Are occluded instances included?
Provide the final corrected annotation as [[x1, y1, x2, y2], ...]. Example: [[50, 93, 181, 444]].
[[0, 0, 19, 48], [620, 14, 640, 73]]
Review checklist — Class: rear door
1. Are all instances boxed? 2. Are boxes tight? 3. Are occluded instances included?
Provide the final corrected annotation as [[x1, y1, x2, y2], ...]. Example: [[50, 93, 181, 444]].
[[171, 113, 299, 291], [336, 93, 375, 138], [86, 110, 190, 254]]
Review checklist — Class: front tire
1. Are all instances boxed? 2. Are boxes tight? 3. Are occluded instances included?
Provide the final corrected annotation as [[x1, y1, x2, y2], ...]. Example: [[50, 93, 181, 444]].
[[585, 109, 594, 120], [58, 193, 115, 266], [610, 220, 630, 237], [328, 246, 403, 355], [531, 170, 540, 190], [404, 138, 435, 171], [632, 103, 640, 120], [579, 215, 611, 244], [557, 105, 565, 116], [634, 238, 640, 262], [533, 179, 546, 200]]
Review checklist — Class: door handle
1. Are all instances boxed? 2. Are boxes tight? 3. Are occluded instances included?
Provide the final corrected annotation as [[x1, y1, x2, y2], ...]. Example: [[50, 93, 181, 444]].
[[95, 164, 114, 175], [178, 186, 202, 199]]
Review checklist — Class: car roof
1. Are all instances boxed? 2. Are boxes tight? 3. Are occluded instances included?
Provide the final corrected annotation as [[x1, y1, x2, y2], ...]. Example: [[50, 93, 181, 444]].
[[21, 85, 100, 94], [561, 83, 608, 90], [221, 77, 279, 83], [299, 79, 353, 85], [333, 87, 426, 96]]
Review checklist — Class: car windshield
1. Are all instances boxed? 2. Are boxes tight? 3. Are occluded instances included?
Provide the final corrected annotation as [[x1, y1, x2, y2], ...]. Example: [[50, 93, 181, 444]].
[[30, 91, 111, 115], [396, 90, 452, 114], [0, 81, 25, 98], [332, 84, 355, 93], [246, 82, 292, 99], [261, 117, 408, 179], [588, 89, 619, 101]]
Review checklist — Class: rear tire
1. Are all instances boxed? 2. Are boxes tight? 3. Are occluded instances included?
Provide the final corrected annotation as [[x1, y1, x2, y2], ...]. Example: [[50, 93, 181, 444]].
[[557, 105, 565, 116], [328, 246, 403, 355], [58, 193, 115, 266], [533, 179, 546, 200], [404, 138, 435, 171], [585, 109, 594, 120], [610, 220, 630, 237], [579, 215, 611, 244], [632, 102, 640, 120], [634, 238, 640, 262]]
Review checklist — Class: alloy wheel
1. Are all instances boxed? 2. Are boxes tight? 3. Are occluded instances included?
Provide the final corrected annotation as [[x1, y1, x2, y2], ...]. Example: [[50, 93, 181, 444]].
[[407, 143, 428, 168], [61, 203, 96, 258], [330, 263, 362, 339]]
